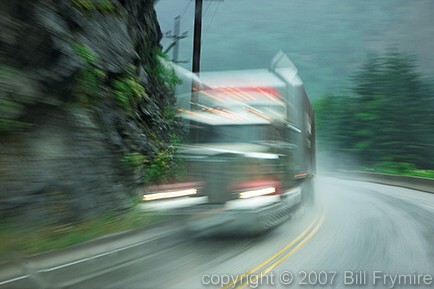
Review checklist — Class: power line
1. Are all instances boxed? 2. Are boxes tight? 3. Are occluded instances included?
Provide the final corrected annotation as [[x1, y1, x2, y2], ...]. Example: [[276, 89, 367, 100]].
[[203, 0, 213, 16], [164, 0, 222, 66], [203, 0, 221, 40], [180, 0, 192, 19], [181, 0, 223, 34]]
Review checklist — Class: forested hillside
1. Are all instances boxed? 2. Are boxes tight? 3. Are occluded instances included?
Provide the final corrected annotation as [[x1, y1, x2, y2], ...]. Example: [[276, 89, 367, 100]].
[[315, 50, 434, 177]]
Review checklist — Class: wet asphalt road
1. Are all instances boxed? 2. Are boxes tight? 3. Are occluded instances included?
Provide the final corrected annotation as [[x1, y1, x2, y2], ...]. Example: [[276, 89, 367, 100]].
[[65, 176, 434, 289]]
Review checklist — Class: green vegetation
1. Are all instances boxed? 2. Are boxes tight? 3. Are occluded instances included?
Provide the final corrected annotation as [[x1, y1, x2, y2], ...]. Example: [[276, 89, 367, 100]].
[[113, 65, 147, 113], [72, 0, 116, 13], [0, 208, 164, 256], [73, 42, 97, 63], [145, 146, 185, 184], [151, 48, 182, 91], [0, 10, 183, 256], [144, 104, 186, 185], [367, 163, 434, 179], [0, 119, 33, 134], [315, 50, 434, 178], [71, 43, 184, 185], [72, 42, 106, 104], [122, 152, 148, 177], [72, 43, 146, 114]]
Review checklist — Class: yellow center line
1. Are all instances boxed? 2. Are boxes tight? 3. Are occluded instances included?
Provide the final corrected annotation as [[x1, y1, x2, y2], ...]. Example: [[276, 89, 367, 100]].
[[235, 216, 324, 289], [220, 213, 324, 289]]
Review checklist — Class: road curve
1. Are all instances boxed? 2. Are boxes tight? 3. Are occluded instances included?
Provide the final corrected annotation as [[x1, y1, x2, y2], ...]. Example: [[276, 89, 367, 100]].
[[16, 176, 434, 289]]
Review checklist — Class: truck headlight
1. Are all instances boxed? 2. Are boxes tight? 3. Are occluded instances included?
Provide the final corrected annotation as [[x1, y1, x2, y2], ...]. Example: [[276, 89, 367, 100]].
[[143, 189, 197, 201], [239, 187, 276, 199]]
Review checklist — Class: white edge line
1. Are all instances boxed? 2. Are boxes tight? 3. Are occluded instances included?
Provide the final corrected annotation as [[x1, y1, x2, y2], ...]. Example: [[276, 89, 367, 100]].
[[0, 275, 29, 286], [1, 236, 163, 283], [38, 237, 155, 272]]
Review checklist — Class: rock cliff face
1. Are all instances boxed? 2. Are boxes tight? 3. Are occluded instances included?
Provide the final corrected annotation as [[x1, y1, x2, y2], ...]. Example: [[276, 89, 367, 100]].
[[0, 0, 177, 224]]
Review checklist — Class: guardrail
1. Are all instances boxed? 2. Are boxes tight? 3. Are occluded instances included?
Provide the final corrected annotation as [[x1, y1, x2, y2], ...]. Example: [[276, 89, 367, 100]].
[[328, 171, 434, 194]]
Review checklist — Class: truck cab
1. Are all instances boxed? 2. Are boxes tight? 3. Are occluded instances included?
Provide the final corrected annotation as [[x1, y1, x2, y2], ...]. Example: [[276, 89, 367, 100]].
[[143, 52, 314, 235]]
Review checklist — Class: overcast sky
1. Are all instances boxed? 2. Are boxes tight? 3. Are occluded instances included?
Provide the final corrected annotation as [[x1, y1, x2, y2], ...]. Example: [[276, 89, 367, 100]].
[[155, 0, 434, 99]]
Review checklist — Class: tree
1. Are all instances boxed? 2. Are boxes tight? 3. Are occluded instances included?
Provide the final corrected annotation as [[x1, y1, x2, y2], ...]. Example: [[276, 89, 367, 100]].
[[316, 50, 434, 170]]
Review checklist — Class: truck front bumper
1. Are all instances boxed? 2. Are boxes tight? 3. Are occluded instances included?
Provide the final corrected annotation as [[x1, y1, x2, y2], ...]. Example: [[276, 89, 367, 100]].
[[185, 187, 302, 236]]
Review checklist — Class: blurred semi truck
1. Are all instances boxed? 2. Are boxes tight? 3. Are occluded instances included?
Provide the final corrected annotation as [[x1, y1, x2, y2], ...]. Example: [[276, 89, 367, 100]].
[[144, 52, 315, 235]]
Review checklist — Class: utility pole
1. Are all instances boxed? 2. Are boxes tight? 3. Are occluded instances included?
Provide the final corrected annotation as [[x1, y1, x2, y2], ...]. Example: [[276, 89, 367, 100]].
[[190, 0, 223, 108], [164, 16, 188, 63], [190, 0, 204, 112], [192, 0, 203, 75]]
